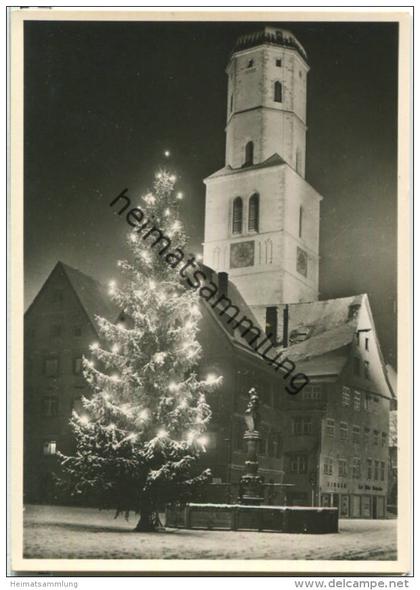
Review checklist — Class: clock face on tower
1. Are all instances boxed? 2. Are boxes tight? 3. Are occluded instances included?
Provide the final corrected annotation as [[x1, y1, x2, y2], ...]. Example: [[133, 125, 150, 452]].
[[230, 241, 255, 269]]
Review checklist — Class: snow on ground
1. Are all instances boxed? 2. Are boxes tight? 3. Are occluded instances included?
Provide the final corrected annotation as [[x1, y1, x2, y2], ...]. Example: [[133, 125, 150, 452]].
[[23, 504, 397, 561]]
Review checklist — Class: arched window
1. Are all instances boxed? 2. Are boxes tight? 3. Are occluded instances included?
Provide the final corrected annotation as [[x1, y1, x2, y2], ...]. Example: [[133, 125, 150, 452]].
[[248, 193, 259, 232], [274, 81, 282, 103], [232, 197, 243, 234], [299, 205, 303, 238], [244, 141, 254, 166]]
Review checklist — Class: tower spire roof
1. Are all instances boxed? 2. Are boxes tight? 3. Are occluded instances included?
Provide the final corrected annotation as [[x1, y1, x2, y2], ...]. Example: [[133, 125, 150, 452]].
[[232, 27, 307, 61]]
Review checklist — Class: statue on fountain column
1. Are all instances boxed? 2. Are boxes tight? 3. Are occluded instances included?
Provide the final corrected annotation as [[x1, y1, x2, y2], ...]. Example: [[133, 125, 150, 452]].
[[239, 388, 264, 505], [244, 387, 261, 432]]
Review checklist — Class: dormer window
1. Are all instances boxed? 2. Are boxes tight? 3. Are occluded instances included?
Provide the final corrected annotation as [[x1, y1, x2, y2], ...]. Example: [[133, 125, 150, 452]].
[[274, 81, 283, 103], [232, 197, 243, 234], [276, 59, 282, 67], [247, 59, 254, 68]]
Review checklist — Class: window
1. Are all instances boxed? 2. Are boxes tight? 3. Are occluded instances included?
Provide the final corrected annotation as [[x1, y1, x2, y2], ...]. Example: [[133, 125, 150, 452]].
[[298, 206, 303, 238], [303, 385, 321, 400], [381, 432, 387, 448], [367, 458, 373, 480], [373, 430, 379, 446], [354, 357, 360, 376], [244, 141, 254, 166], [230, 94, 233, 113], [339, 422, 348, 441], [324, 457, 333, 476], [303, 417, 312, 435], [352, 425, 360, 445], [365, 337, 369, 351], [364, 427, 370, 445], [363, 393, 369, 411], [364, 361, 370, 380], [354, 390, 361, 411], [292, 416, 302, 435], [43, 396, 58, 417], [44, 357, 59, 377], [247, 58, 254, 68], [73, 326, 82, 337], [299, 70, 302, 78], [338, 459, 348, 477], [276, 58, 282, 67], [380, 461, 385, 481], [274, 81, 282, 103], [259, 426, 268, 455], [50, 325, 61, 338], [374, 460, 379, 480], [342, 386, 351, 407], [290, 454, 307, 474], [43, 440, 57, 456], [275, 433, 282, 458], [326, 418, 335, 437], [352, 457, 361, 479], [73, 357, 83, 375], [232, 197, 243, 234], [292, 416, 312, 435], [248, 193, 259, 231]]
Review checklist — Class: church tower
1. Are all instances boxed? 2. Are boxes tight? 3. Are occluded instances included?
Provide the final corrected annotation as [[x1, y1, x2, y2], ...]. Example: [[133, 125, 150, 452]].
[[203, 27, 323, 328]]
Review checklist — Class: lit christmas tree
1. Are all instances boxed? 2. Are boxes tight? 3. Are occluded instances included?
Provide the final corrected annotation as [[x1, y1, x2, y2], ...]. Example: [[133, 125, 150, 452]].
[[58, 172, 221, 531]]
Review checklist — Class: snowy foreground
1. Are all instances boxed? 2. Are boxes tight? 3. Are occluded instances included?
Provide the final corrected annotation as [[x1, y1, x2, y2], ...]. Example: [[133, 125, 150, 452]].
[[24, 504, 397, 561]]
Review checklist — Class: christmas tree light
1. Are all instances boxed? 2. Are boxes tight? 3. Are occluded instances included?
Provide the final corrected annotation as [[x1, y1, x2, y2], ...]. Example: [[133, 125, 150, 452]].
[[57, 171, 221, 532]]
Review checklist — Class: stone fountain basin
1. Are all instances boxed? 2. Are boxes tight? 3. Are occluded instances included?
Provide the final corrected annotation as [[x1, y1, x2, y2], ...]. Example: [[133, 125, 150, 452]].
[[166, 503, 339, 534]]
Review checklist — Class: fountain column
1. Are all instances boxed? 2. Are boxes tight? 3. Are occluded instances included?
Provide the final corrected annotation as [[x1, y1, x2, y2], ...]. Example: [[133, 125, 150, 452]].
[[239, 388, 264, 505]]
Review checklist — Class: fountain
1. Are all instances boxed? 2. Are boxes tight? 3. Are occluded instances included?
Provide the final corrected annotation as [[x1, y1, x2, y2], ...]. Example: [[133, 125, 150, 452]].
[[166, 389, 339, 534]]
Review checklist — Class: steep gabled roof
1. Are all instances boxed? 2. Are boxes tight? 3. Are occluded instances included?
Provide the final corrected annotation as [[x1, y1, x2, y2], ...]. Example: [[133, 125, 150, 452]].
[[60, 262, 120, 327], [25, 261, 120, 334]]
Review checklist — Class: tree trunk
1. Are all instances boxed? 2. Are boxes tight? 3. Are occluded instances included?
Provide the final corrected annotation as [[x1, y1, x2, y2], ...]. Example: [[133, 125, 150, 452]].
[[134, 507, 156, 532]]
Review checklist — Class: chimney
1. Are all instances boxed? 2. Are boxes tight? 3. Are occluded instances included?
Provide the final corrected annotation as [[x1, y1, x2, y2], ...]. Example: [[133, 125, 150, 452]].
[[282, 304, 289, 347], [218, 272, 228, 297], [265, 306, 278, 344]]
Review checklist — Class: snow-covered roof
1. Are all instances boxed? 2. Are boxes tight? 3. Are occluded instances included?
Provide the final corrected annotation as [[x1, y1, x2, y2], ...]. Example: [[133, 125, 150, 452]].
[[204, 153, 287, 182], [60, 262, 120, 328], [25, 261, 120, 334]]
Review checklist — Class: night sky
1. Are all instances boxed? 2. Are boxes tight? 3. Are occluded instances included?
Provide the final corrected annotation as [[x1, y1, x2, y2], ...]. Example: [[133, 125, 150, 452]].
[[24, 20, 398, 363]]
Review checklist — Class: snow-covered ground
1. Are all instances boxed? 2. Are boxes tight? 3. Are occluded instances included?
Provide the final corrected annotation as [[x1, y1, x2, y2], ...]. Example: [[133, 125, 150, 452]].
[[23, 504, 397, 560]]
